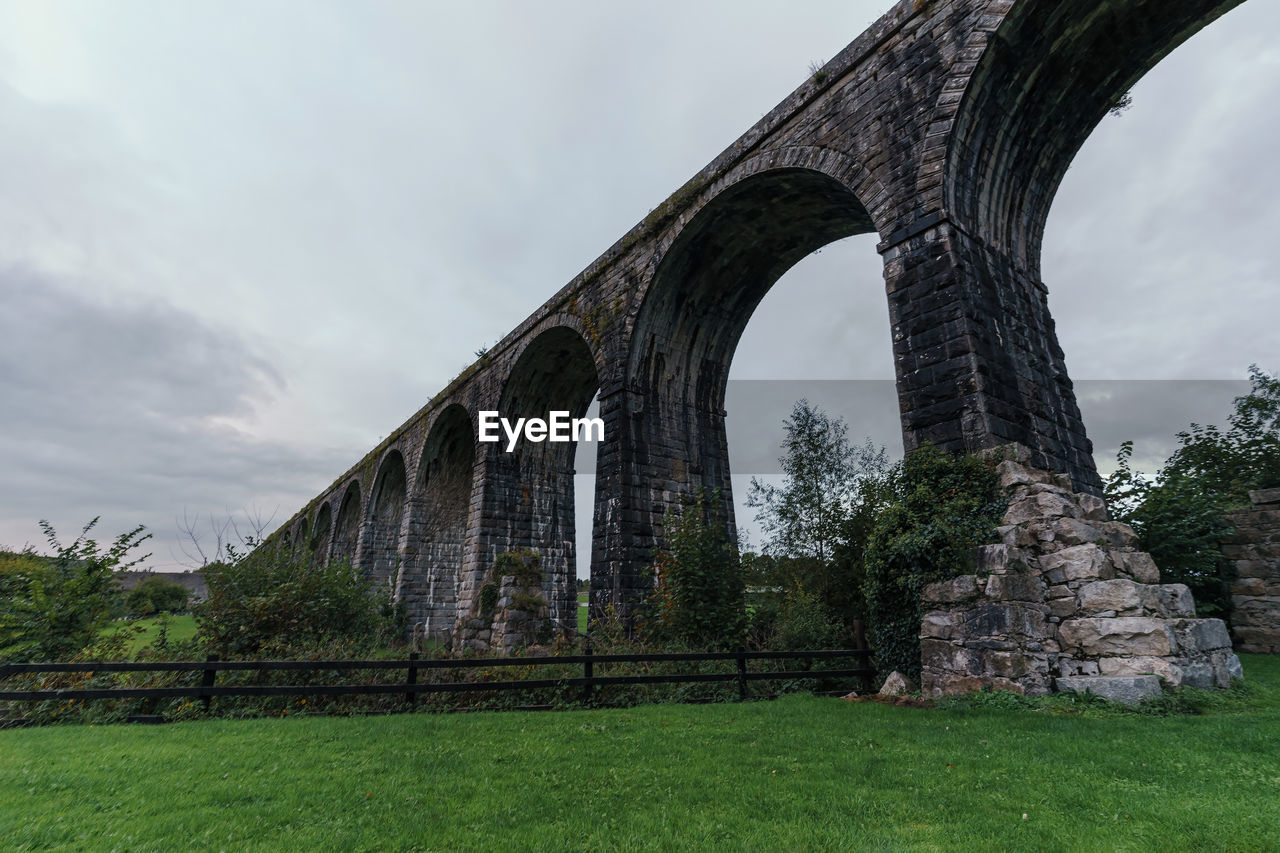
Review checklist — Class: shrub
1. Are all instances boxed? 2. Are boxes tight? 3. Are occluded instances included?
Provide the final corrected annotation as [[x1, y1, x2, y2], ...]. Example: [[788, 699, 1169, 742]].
[[643, 489, 746, 650], [772, 587, 844, 651], [125, 576, 190, 617], [0, 520, 151, 662], [862, 445, 1006, 683], [197, 544, 401, 657], [494, 549, 542, 588]]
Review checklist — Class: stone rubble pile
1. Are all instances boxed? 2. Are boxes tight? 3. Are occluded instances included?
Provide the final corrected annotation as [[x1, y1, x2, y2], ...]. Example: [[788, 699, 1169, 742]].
[[920, 448, 1243, 703]]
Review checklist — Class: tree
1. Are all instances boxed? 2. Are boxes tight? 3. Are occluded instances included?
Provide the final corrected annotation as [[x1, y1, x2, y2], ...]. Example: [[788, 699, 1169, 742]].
[[125, 576, 190, 617], [0, 519, 151, 662], [744, 401, 888, 645], [746, 400, 887, 564], [1104, 365, 1280, 620]]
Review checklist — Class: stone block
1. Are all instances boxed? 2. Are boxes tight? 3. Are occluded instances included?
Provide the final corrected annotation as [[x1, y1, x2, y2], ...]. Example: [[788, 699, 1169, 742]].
[[1054, 675, 1163, 705], [1076, 493, 1109, 522], [1119, 551, 1160, 584], [1076, 579, 1142, 615], [976, 543, 1030, 574], [1099, 521, 1141, 549], [1058, 617, 1174, 657], [1148, 584, 1195, 618], [961, 602, 1047, 640], [1041, 544, 1113, 583], [1097, 655, 1184, 687], [920, 639, 977, 674], [1249, 488, 1280, 506], [1168, 618, 1231, 652], [984, 571, 1045, 602], [922, 574, 980, 605], [996, 459, 1051, 489], [1053, 518, 1104, 547], [1005, 492, 1079, 525], [1232, 626, 1280, 654], [920, 609, 960, 640], [879, 671, 918, 696]]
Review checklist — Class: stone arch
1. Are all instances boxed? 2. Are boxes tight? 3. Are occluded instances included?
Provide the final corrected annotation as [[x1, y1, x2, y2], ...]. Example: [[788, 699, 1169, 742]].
[[946, 0, 1243, 274], [897, 0, 1247, 492], [331, 481, 362, 564], [292, 516, 309, 551], [360, 448, 408, 586], [310, 502, 333, 562], [400, 404, 477, 641], [470, 325, 601, 634], [594, 165, 877, 612]]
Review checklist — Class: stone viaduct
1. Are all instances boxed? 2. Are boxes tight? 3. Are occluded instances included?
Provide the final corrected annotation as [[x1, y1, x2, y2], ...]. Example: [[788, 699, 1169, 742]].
[[264, 0, 1248, 646]]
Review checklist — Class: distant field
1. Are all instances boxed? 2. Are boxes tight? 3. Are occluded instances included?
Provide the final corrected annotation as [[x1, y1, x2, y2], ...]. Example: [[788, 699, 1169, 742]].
[[100, 614, 199, 654], [2, 656, 1277, 850], [578, 591, 587, 634]]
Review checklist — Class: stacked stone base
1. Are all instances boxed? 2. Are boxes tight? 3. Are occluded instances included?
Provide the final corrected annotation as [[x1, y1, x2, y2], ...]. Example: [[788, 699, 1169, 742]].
[[452, 574, 552, 654], [1223, 488, 1280, 654], [920, 450, 1243, 701]]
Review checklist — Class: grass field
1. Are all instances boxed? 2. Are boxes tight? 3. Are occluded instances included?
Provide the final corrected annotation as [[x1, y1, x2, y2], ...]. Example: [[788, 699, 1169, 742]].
[[578, 591, 587, 634], [2, 655, 1277, 850], [100, 613, 199, 654]]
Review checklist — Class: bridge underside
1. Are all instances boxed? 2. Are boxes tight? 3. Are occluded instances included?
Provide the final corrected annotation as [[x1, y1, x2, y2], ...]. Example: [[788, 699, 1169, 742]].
[[266, 0, 1248, 644]]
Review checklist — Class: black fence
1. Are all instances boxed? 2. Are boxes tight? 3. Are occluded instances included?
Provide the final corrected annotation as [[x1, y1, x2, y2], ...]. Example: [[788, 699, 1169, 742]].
[[1, 647, 873, 721]]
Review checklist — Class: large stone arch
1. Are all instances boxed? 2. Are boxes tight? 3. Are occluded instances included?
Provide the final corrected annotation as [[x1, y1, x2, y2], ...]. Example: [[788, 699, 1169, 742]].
[[400, 404, 477, 641], [590, 163, 878, 616], [467, 324, 601, 633], [359, 448, 408, 586], [882, 0, 1247, 495], [330, 481, 362, 564]]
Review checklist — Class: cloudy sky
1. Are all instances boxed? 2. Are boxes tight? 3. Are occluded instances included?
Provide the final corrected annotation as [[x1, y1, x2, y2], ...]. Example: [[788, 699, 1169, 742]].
[[1, 1, 1277, 572]]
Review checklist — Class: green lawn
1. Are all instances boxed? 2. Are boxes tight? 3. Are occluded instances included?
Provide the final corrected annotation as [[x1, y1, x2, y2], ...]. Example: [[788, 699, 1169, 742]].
[[100, 613, 199, 654], [578, 591, 588, 634], [2, 656, 1278, 850]]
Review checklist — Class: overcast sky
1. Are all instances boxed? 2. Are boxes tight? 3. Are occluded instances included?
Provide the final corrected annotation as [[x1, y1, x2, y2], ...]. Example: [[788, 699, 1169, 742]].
[[1, 1, 1277, 572]]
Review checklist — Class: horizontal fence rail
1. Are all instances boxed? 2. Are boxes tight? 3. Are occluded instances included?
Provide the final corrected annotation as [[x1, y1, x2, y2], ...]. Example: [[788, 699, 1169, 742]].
[[0, 648, 874, 711]]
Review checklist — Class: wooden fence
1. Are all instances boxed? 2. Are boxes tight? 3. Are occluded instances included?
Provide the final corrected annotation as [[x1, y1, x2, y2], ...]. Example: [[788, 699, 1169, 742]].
[[0, 647, 873, 719]]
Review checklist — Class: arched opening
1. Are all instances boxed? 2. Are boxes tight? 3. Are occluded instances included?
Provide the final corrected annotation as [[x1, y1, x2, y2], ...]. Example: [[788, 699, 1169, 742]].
[[1035, 0, 1277, 477], [310, 502, 332, 562], [362, 449, 407, 586], [935, 0, 1245, 492], [486, 325, 600, 630], [611, 166, 877, 605], [331, 482, 362, 564], [401, 404, 476, 642], [292, 516, 309, 552], [727, 233, 899, 552]]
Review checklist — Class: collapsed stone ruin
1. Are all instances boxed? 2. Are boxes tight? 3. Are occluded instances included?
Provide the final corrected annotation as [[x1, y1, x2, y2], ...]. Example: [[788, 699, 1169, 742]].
[[1223, 488, 1280, 654], [920, 447, 1243, 704]]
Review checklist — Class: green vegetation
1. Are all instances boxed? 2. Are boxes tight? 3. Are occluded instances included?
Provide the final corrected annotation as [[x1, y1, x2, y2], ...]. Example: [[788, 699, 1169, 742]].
[[198, 544, 401, 658], [0, 520, 151, 662], [124, 575, 189, 618], [99, 614, 199, 655], [3, 656, 1277, 850], [643, 489, 746, 649], [863, 444, 1007, 683], [1106, 365, 1280, 620]]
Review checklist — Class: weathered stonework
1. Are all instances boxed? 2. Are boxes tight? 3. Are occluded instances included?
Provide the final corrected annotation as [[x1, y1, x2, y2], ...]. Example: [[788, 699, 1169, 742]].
[[258, 0, 1251, 648], [453, 550, 554, 655], [1223, 488, 1280, 654], [920, 448, 1243, 699]]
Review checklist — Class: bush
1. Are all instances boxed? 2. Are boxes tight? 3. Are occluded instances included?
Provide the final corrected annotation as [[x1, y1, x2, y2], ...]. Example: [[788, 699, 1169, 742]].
[[862, 445, 1006, 683], [1104, 366, 1280, 620], [0, 520, 151, 662], [125, 576, 190, 618], [643, 489, 746, 650], [197, 544, 402, 657], [772, 588, 844, 651]]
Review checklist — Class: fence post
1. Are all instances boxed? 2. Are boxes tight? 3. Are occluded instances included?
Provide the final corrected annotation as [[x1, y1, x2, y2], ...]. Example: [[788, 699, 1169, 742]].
[[736, 646, 747, 702], [582, 638, 594, 706], [201, 655, 218, 713], [406, 652, 419, 708]]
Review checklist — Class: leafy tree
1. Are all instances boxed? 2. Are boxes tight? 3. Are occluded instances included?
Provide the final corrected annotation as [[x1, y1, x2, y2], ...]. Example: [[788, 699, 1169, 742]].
[[644, 489, 746, 649], [1104, 365, 1280, 620], [744, 400, 888, 645], [0, 519, 151, 662]]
